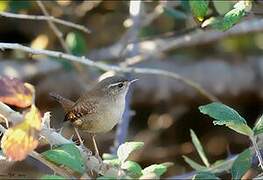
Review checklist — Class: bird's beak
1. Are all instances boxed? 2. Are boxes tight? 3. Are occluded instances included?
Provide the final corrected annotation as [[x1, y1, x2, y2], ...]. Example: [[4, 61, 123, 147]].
[[129, 78, 139, 84]]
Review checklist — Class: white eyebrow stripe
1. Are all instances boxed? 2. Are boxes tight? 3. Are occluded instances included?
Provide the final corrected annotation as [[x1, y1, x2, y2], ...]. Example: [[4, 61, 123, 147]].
[[108, 82, 123, 88]]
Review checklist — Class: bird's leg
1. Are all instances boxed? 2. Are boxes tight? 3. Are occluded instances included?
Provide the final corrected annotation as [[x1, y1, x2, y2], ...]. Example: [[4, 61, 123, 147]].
[[90, 133, 101, 159], [74, 127, 84, 146]]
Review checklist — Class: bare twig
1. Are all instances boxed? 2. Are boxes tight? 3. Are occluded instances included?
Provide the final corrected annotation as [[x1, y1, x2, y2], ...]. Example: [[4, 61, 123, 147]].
[[0, 42, 218, 101], [111, 0, 142, 154], [89, 18, 263, 61], [75, 1, 102, 17], [36, 0, 84, 74], [151, 19, 263, 53], [141, 3, 164, 27], [250, 136, 263, 171], [0, 11, 90, 33], [36, 1, 70, 53]]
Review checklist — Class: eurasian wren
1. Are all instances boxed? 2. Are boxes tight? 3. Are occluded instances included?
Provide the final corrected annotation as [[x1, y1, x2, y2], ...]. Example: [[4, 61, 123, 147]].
[[50, 75, 137, 155]]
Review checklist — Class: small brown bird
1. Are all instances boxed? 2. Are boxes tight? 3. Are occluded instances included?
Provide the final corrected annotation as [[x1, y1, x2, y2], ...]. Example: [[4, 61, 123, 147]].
[[50, 75, 137, 155]]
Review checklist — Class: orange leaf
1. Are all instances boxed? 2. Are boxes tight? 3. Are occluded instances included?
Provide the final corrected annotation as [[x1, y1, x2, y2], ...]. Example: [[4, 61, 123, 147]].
[[0, 76, 33, 108], [1, 105, 42, 161]]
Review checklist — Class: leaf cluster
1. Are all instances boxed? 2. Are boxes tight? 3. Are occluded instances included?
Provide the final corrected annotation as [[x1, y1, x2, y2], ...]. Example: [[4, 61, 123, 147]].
[[189, 0, 252, 31], [184, 102, 263, 179]]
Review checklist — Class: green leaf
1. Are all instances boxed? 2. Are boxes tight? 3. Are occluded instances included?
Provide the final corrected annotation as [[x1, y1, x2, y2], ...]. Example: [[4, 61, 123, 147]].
[[42, 144, 85, 174], [189, 0, 208, 21], [253, 115, 263, 135], [231, 149, 252, 179], [190, 129, 210, 167], [121, 160, 142, 177], [234, 0, 252, 12], [192, 171, 220, 180], [41, 175, 65, 180], [183, 156, 207, 171], [203, 1, 252, 31], [102, 153, 118, 160], [142, 164, 167, 177], [208, 157, 235, 174], [66, 32, 87, 55], [103, 158, 120, 166], [220, 7, 245, 31], [117, 142, 144, 163], [199, 102, 253, 136]]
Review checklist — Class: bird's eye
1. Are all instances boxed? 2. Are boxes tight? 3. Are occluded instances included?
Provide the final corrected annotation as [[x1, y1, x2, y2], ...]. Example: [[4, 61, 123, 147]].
[[118, 83, 124, 88]]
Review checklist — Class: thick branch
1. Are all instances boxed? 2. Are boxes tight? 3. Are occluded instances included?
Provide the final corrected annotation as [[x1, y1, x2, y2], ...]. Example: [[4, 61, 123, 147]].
[[89, 18, 263, 61], [0, 122, 72, 178], [0, 12, 90, 33], [0, 102, 121, 177], [0, 42, 218, 102], [152, 18, 263, 53]]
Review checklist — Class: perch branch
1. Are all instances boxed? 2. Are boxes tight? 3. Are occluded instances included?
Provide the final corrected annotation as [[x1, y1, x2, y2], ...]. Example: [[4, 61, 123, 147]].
[[0, 102, 121, 177], [0, 11, 90, 33], [0, 123, 72, 178], [0, 42, 218, 102]]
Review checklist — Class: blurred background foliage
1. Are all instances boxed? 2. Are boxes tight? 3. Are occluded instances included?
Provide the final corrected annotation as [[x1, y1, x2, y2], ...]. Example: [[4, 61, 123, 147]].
[[0, 0, 263, 178]]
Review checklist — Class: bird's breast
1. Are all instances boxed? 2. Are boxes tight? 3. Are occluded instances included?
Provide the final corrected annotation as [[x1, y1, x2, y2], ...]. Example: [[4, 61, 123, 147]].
[[79, 97, 125, 133]]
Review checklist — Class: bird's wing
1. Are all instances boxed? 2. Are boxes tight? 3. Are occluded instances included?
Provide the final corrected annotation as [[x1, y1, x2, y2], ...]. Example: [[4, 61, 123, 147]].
[[49, 92, 75, 112], [75, 86, 101, 105], [64, 98, 98, 123]]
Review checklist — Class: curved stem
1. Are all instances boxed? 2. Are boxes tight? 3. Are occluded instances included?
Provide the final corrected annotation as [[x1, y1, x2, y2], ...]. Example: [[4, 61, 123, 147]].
[[0, 43, 218, 102]]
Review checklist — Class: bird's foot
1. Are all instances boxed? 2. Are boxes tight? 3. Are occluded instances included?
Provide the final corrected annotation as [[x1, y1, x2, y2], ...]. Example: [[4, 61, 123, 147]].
[[74, 127, 84, 146], [94, 152, 103, 163]]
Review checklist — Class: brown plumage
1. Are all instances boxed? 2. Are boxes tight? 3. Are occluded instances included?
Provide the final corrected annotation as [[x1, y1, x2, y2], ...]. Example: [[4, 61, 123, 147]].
[[50, 75, 137, 155], [50, 75, 137, 134]]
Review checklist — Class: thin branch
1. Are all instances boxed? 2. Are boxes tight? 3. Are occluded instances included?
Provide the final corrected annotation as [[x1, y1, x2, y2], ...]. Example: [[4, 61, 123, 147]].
[[75, 1, 102, 17], [0, 42, 218, 102], [36, 1, 70, 54], [36, 0, 84, 74], [153, 18, 263, 53], [111, 0, 142, 154], [250, 136, 263, 171], [0, 11, 90, 33], [89, 18, 263, 61]]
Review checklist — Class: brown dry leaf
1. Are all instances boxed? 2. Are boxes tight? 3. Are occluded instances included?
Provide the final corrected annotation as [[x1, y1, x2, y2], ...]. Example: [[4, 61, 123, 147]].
[[0, 76, 33, 108], [1, 105, 42, 161]]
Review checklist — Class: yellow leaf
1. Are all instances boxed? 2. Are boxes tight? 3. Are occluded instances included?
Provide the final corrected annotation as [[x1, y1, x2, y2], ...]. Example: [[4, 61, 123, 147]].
[[1, 105, 42, 161]]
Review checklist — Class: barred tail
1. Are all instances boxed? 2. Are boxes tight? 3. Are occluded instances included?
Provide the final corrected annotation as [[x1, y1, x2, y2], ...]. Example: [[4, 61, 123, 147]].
[[49, 92, 75, 112]]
